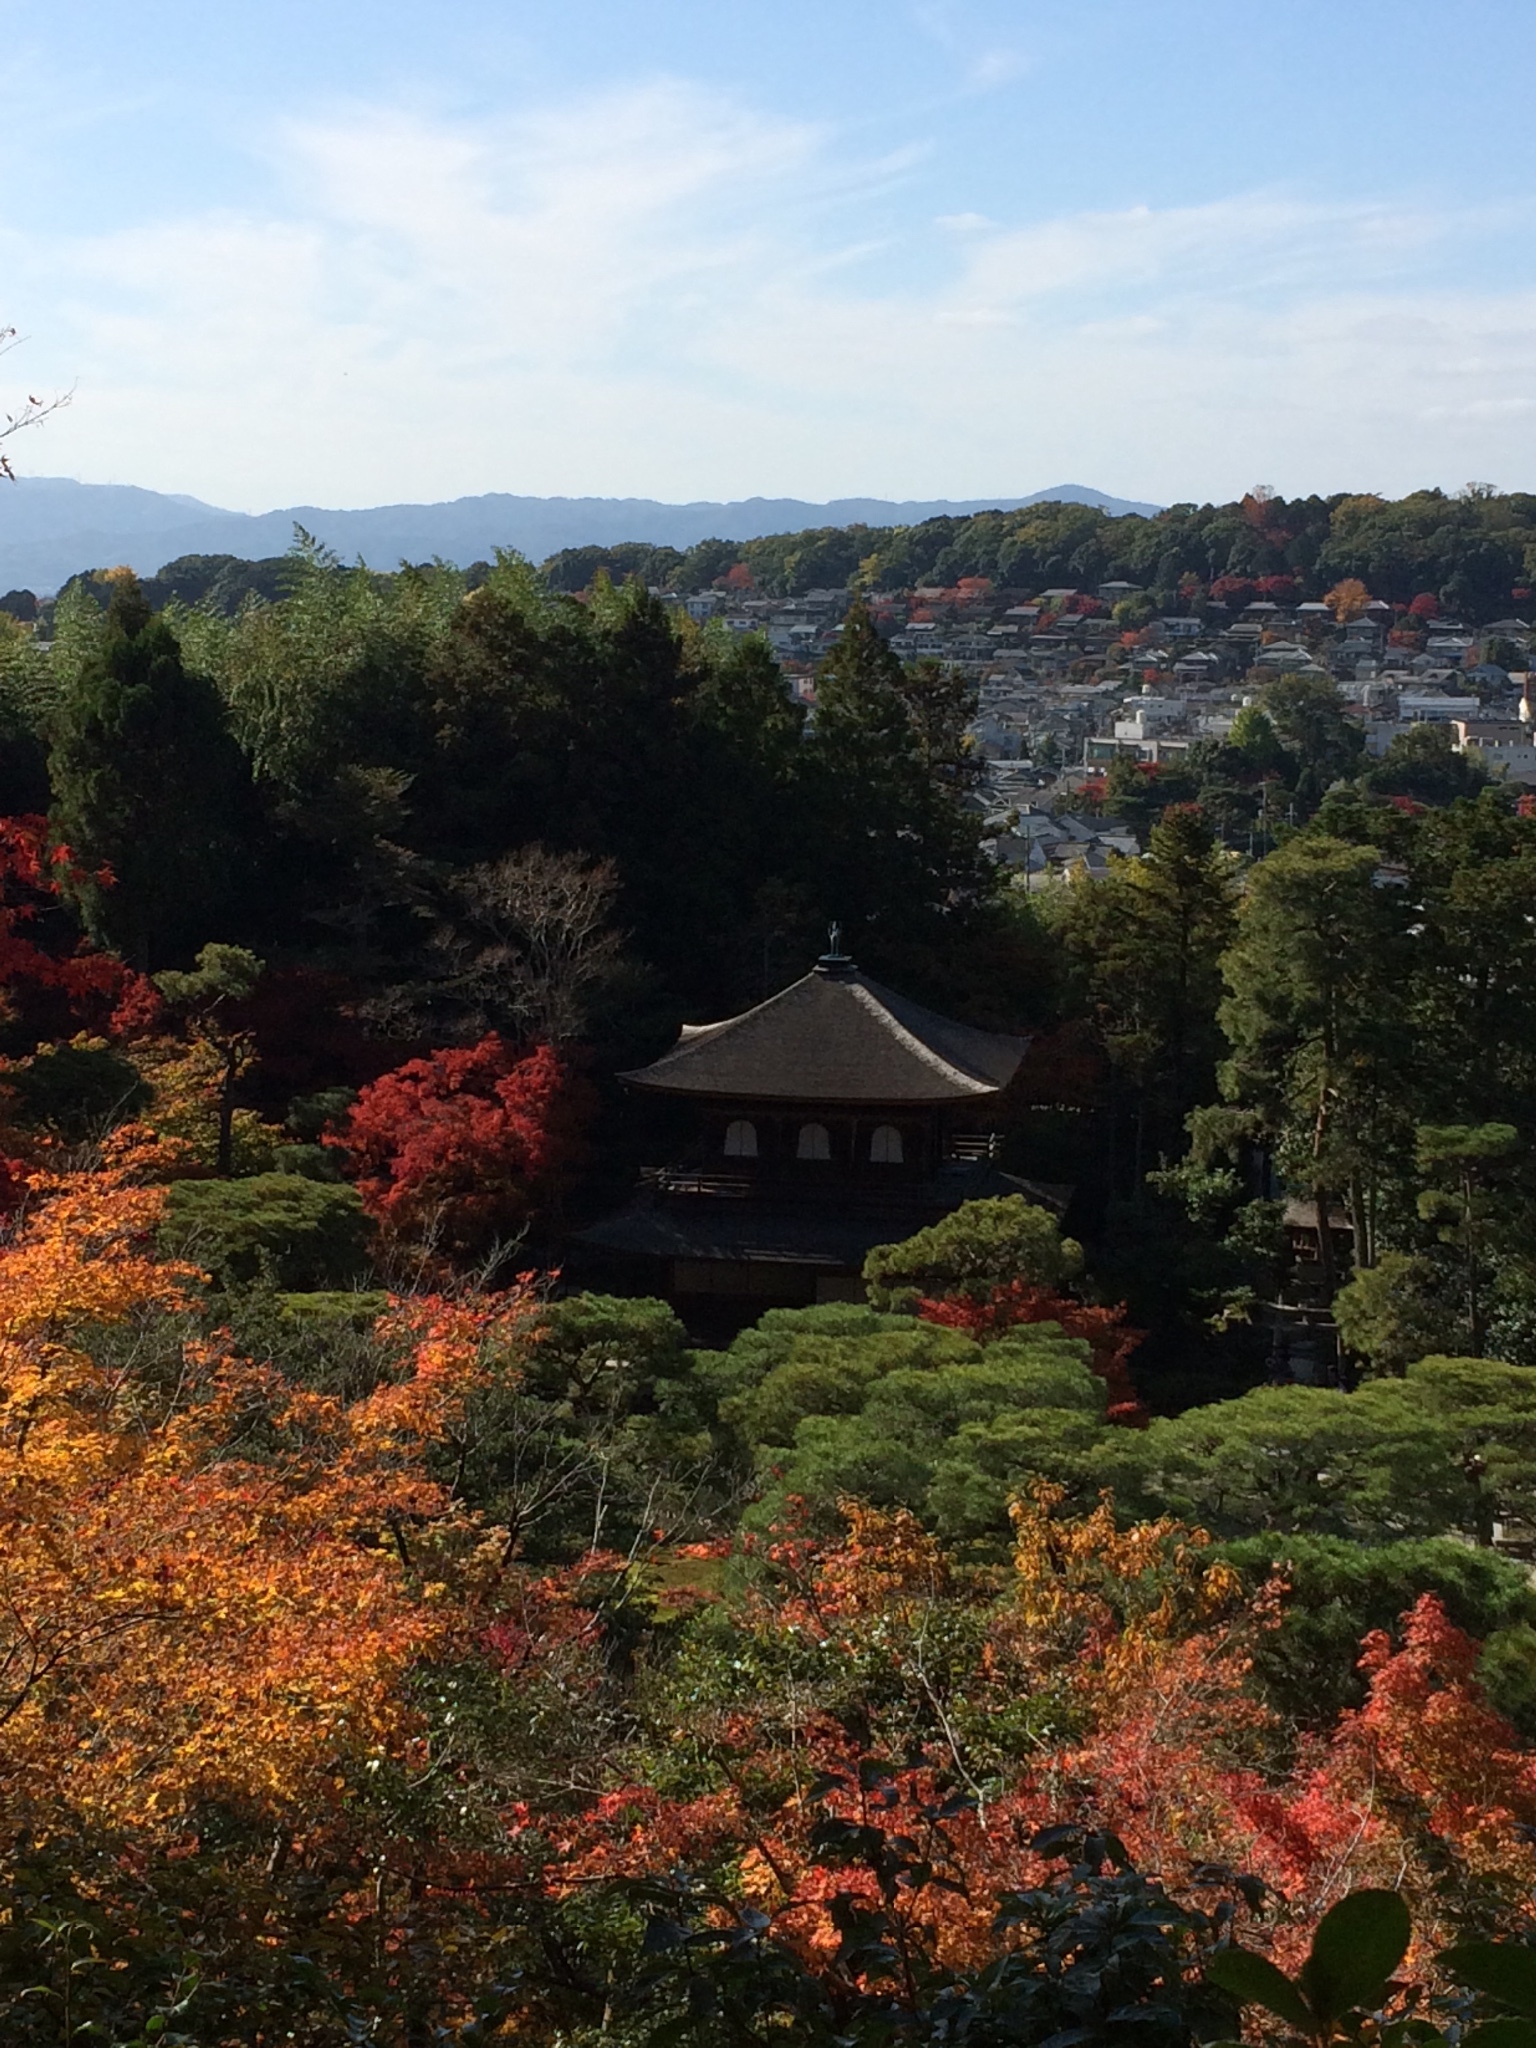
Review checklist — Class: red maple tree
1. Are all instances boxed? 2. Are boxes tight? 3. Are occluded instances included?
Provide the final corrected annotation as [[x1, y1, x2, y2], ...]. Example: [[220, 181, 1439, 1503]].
[[329, 1034, 586, 1256], [0, 814, 156, 1035], [917, 1278, 1148, 1423]]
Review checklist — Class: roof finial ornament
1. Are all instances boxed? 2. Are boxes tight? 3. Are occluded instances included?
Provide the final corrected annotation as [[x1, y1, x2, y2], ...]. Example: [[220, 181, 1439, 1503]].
[[816, 920, 855, 977]]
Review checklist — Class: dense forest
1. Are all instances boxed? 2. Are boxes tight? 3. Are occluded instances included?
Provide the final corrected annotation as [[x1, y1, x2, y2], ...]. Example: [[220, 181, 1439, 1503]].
[[6, 518, 1536, 2042]]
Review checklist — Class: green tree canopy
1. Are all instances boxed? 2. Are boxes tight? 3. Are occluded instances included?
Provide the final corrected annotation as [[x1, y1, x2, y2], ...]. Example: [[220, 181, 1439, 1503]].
[[160, 1172, 371, 1291], [49, 580, 259, 967], [1050, 805, 1237, 1180], [1362, 723, 1489, 807], [804, 601, 984, 942], [709, 1303, 1105, 1542], [1101, 1354, 1536, 1546], [1258, 674, 1365, 802], [1217, 833, 1407, 1283], [863, 1196, 1082, 1311]]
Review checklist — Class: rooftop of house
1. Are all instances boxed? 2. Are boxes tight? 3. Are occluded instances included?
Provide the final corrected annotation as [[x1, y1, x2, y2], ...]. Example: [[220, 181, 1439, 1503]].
[[621, 951, 1029, 1106]]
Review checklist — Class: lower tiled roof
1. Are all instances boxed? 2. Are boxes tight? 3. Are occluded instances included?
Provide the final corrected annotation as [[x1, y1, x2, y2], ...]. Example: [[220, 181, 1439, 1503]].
[[573, 1168, 1072, 1271]]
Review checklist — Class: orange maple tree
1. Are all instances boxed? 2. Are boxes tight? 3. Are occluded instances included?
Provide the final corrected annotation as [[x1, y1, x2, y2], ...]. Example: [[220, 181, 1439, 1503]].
[[4, 1121, 1535, 2034], [0, 1144, 540, 1842], [530, 1487, 1536, 1990]]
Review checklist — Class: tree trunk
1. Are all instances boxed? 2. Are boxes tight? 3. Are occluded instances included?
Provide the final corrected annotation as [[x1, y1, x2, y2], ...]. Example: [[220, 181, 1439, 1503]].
[[1313, 1179, 1339, 1300], [1466, 1168, 1484, 1354], [1348, 1172, 1370, 1274], [216, 1042, 239, 1177]]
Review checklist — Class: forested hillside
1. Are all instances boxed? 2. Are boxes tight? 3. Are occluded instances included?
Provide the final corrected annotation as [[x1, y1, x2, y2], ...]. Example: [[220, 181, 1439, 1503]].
[[10, 482, 1536, 621], [536, 483, 1536, 617], [6, 535, 1536, 2041]]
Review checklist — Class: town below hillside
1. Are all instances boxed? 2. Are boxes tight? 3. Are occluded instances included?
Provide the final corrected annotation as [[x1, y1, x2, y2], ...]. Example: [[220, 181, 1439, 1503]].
[[8, 484, 1530, 886]]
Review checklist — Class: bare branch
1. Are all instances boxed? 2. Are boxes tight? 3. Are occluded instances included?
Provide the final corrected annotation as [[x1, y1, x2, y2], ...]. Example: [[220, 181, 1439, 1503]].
[[0, 325, 73, 480], [435, 844, 626, 1044]]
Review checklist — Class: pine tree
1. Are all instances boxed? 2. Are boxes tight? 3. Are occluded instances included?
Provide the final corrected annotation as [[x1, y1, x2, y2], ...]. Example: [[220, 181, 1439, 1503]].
[[1218, 834, 1408, 1292]]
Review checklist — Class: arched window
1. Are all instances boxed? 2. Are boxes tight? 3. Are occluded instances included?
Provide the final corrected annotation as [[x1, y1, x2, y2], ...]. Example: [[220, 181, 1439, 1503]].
[[796, 1122, 831, 1161], [723, 1119, 758, 1158], [870, 1124, 904, 1164]]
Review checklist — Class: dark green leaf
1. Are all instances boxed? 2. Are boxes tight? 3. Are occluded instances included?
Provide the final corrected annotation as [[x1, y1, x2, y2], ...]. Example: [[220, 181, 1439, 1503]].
[[1299, 1889, 1411, 2023], [1464, 2024, 1536, 2048], [1204, 1948, 1313, 2032], [1441, 1948, 1536, 2020]]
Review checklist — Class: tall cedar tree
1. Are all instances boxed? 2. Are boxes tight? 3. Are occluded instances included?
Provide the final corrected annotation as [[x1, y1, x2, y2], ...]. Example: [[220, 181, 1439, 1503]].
[[1218, 835, 1408, 1290], [1054, 806, 1237, 1186], [1410, 796, 1536, 1132], [49, 581, 256, 967], [806, 600, 983, 944]]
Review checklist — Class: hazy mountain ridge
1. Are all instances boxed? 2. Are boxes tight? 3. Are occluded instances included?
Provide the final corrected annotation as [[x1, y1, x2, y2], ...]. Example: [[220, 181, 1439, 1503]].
[[0, 479, 1162, 594]]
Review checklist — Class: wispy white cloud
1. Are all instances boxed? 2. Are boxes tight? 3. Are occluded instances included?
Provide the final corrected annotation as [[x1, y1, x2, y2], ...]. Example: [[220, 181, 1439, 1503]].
[[6, 81, 1536, 510], [908, 2, 1032, 94], [966, 48, 1032, 90]]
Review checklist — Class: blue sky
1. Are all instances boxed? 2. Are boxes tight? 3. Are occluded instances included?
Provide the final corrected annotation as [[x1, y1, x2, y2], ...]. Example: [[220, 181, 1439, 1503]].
[[4, 0, 1536, 510]]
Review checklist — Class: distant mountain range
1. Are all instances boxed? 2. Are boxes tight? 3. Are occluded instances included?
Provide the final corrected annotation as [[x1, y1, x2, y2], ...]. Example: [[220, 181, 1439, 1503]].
[[0, 479, 1162, 595]]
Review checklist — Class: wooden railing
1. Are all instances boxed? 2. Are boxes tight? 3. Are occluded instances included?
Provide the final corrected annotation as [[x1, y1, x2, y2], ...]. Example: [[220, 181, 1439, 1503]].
[[640, 1167, 755, 1199], [948, 1132, 1002, 1162]]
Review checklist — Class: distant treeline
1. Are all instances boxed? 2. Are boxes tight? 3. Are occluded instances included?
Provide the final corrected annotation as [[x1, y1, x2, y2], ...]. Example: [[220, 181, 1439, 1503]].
[[5, 485, 1535, 626], [2, 554, 297, 625], [540, 487, 1536, 620]]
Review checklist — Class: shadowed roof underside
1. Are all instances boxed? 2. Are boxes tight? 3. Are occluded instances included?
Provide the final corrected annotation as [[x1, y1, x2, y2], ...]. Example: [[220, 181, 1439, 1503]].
[[621, 962, 1028, 1106]]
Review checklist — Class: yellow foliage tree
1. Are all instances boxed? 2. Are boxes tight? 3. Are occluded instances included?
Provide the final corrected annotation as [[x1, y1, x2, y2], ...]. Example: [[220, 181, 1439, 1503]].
[[1324, 577, 1372, 622], [134, 1033, 285, 1173]]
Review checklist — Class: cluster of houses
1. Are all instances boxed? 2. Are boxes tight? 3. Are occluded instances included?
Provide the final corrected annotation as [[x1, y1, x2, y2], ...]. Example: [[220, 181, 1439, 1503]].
[[654, 576, 1536, 902], [884, 580, 1534, 784], [669, 585, 850, 664], [966, 768, 1143, 889], [661, 576, 1536, 855]]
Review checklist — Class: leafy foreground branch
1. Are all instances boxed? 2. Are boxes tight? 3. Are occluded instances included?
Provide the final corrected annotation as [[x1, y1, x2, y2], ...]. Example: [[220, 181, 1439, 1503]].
[[624, 1824, 1536, 2048], [626, 1806, 1249, 2048]]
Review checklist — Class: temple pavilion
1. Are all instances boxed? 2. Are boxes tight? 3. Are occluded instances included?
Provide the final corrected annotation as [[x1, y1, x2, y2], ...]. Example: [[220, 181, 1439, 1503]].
[[575, 942, 1064, 1335]]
